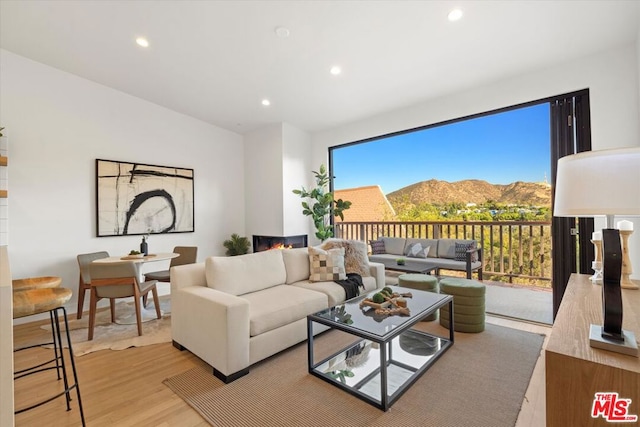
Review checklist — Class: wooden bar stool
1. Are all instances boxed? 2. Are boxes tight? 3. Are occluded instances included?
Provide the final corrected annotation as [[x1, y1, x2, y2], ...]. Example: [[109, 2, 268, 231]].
[[12, 276, 64, 381], [13, 287, 86, 426]]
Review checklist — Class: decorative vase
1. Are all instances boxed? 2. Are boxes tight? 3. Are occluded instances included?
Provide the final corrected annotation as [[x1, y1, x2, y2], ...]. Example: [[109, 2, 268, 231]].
[[140, 236, 148, 256]]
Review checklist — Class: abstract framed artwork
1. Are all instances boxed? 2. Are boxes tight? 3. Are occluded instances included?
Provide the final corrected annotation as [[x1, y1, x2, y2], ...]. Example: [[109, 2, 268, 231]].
[[96, 159, 194, 237]]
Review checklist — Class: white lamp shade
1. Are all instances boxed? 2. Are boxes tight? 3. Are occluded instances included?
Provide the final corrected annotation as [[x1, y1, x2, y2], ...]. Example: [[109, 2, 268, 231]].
[[554, 147, 640, 217]]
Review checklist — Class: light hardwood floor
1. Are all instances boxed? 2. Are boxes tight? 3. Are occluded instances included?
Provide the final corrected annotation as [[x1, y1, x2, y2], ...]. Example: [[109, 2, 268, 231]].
[[12, 313, 550, 427]]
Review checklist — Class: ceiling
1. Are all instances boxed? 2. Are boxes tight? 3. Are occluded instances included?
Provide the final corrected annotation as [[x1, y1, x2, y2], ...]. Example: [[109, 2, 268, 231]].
[[1, 1, 639, 135]]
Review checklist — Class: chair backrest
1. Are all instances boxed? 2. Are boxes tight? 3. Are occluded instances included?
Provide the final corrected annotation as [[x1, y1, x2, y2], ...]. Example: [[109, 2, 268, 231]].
[[88, 261, 139, 299], [170, 246, 198, 268], [77, 251, 110, 285]]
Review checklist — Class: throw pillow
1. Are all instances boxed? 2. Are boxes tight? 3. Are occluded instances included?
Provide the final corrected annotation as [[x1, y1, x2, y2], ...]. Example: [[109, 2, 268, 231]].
[[308, 246, 347, 282], [455, 242, 479, 262], [369, 239, 386, 255], [321, 239, 370, 277], [404, 242, 430, 259]]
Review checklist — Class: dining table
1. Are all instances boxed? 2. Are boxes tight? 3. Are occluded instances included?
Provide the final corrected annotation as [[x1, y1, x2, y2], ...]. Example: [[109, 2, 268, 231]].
[[92, 252, 179, 324]]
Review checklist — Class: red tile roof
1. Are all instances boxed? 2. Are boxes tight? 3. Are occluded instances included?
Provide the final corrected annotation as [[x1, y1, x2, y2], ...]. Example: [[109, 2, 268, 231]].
[[334, 186, 396, 222]]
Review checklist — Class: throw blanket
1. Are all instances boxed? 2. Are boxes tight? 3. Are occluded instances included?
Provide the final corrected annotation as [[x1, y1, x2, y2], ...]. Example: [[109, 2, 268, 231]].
[[334, 273, 364, 300]]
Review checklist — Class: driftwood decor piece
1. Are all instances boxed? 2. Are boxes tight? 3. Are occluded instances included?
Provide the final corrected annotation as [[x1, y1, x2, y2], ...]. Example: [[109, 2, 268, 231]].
[[360, 291, 413, 317], [96, 159, 194, 237]]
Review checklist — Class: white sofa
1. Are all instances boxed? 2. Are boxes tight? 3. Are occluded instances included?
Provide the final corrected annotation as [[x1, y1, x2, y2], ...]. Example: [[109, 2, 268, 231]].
[[170, 247, 385, 383], [369, 237, 483, 280]]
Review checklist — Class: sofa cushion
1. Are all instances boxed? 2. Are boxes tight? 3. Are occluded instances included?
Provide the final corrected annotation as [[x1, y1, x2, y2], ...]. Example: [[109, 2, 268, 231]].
[[438, 239, 477, 260], [434, 257, 482, 271], [404, 242, 430, 259], [281, 247, 310, 284], [455, 241, 479, 262], [291, 276, 379, 307], [380, 237, 406, 256], [308, 246, 347, 282], [242, 285, 327, 336], [321, 238, 370, 277], [405, 238, 439, 258], [205, 250, 287, 296], [369, 239, 386, 254]]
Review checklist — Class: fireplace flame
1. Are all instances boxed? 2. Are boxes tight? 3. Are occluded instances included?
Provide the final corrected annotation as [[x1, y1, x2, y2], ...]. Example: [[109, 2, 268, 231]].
[[269, 243, 293, 250]]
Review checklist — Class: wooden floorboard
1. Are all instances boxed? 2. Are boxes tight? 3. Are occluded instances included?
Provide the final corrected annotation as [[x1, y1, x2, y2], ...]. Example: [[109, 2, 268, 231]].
[[13, 313, 550, 426]]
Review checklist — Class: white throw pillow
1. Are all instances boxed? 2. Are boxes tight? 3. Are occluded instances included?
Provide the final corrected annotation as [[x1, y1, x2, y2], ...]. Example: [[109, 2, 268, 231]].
[[404, 242, 430, 259], [308, 246, 347, 282]]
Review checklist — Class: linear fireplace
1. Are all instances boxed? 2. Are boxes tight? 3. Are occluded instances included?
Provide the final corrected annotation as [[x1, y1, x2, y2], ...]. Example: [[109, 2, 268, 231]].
[[253, 235, 308, 252]]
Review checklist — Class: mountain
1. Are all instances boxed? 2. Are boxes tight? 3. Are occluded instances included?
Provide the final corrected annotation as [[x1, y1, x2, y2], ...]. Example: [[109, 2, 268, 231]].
[[386, 179, 551, 207]]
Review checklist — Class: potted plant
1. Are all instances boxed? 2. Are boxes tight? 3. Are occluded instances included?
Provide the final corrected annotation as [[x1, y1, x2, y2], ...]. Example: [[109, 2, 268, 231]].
[[223, 233, 251, 256], [292, 164, 351, 241]]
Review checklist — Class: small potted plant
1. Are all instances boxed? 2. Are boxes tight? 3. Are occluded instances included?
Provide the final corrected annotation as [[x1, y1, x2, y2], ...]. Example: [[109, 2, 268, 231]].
[[223, 233, 251, 256], [396, 258, 406, 266]]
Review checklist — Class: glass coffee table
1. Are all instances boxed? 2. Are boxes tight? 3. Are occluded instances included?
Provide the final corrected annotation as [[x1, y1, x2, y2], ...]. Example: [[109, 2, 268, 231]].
[[307, 286, 454, 411]]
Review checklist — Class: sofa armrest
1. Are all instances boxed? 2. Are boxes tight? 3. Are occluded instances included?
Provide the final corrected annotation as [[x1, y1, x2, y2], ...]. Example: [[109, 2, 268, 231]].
[[465, 247, 483, 280], [170, 262, 206, 293], [172, 285, 250, 377], [369, 262, 385, 289]]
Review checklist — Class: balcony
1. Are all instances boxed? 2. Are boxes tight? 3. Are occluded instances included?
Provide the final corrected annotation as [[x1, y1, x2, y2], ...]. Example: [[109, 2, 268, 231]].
[[335, 220, 552, 288]]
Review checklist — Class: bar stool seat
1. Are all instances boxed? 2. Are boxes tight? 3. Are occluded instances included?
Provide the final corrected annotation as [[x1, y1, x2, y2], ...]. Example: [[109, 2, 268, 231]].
[[12, 287, 85, 425], [13, 287, 71, 318], [12, 276, 62, 292]]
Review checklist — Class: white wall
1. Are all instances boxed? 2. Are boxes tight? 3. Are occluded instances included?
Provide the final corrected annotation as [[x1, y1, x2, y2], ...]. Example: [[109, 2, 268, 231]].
[[244, 122, 312, 241], [312, 43, 640, 278], [282, 123, 311, 237], [244, 124, 284, 238], [0, 49, 245, 319]]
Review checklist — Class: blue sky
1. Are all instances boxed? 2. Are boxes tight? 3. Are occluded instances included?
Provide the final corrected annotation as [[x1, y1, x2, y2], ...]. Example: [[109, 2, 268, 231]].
[[332, 103, 551, 194]]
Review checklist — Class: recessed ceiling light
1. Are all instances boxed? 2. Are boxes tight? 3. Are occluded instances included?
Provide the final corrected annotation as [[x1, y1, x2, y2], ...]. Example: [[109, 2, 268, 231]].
[[136, 37, 149, 47], [261, 99, 271, 107], [330, 66, 342, 76], [448, 8, 463, 22], [275, 27, 290, 38]]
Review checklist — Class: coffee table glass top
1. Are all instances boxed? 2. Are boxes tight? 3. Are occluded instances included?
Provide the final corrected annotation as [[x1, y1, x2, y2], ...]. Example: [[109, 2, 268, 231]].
[[309, 286, 451, 338]]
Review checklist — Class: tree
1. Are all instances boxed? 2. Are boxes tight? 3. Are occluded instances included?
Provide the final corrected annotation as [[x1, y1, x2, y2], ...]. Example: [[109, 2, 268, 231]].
[[293, 164, 351, 241]]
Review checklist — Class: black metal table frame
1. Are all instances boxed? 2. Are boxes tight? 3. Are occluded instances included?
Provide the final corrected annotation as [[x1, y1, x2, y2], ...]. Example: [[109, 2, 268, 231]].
[[307, 294, 454, 411]]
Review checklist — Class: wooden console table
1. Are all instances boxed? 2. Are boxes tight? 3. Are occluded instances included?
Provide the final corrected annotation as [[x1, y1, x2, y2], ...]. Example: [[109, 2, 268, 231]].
[[546, 273, 640, 426]]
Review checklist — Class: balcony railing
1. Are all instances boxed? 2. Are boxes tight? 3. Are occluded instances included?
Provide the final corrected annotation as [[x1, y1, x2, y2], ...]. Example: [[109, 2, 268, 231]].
[[335, 220, 552, 287]]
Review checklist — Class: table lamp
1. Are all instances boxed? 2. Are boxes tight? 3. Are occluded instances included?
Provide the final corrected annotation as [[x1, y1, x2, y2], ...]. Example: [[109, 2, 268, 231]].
[[554, 147, 640, 357]]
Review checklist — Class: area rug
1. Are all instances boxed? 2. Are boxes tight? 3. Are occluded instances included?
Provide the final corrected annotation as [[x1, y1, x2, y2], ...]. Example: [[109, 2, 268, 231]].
[[41, 295, 171, 356], [163, 323, 544, 427]]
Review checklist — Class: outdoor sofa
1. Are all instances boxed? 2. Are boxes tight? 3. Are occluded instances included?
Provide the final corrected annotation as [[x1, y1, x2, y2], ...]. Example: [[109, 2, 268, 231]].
[[369, 237, 483, 280]]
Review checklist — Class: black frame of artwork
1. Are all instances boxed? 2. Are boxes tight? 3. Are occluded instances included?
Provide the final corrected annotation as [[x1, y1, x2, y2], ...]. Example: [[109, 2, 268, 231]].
[[96, 159, 194, 237]]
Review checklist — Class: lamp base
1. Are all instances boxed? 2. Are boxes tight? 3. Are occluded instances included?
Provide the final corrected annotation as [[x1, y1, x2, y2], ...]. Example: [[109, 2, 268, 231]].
[[589, 324, 639, 357]]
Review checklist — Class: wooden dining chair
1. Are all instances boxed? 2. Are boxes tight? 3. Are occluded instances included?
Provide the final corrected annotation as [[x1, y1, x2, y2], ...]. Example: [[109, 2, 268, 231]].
[[143, 246, 197, 307], [76, 251, 110, 319], [87, 262, 161, 340]]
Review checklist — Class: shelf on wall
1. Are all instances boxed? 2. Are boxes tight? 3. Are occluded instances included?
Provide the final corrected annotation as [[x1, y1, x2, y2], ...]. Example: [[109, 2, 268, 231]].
[[0, 156, 6, 167], [0, 190, 6, 198]]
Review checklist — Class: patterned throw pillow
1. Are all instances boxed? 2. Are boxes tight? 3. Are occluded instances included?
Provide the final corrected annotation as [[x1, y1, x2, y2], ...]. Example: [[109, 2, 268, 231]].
[[455, 242, 479, 262], [404, 242, 430, 259], [369, 239, 386, 255], [308, 246, 347, 282]]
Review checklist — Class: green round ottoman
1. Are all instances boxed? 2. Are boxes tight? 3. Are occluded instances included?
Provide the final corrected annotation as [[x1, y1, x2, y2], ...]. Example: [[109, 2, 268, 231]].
[[398, 274, 438, 321], [439, 277, 486, 333]]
